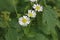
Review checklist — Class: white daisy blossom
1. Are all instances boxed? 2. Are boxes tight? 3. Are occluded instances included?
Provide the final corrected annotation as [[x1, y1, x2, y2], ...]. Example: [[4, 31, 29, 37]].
[[27, 10, 36, 18], [19, 16, 30, 26], [33, 4, 43, 12], [30, 0, 37, 2]]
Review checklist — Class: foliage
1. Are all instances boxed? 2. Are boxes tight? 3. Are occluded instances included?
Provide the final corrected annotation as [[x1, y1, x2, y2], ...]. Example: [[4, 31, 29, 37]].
[[0, 0, 60, 40]]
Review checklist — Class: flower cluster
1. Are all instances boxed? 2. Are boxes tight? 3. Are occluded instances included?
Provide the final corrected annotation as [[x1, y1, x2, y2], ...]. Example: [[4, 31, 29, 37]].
[[18, 0, 43, 26]]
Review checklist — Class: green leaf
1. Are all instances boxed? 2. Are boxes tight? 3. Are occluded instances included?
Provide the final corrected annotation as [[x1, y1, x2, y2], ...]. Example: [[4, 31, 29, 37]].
[[51, 27, 58, 40], [35, 33, 49, 40], [27, 33, 49, 40], [24, 0, 29, 2], [57, 21, 60, 28], [9, 18, 20, 28], [55, 0, 60, 9], [42, 6, 57, 34], [5, 28, 18, 40], [0, 0, 18, 12]]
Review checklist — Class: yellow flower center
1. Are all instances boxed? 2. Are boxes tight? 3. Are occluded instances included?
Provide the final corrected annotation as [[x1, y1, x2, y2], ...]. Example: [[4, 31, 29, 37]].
[[36, 6, 40, 10], [22, 18, 27, 23], [28, 13, 33, 17]]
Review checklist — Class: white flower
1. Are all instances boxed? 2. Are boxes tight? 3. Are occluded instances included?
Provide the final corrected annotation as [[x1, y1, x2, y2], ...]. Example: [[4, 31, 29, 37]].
[[33, 4, 43, 12], [27, 10, 36, 18], [19, 16, 30, 26], [30, 0, 37, 2]]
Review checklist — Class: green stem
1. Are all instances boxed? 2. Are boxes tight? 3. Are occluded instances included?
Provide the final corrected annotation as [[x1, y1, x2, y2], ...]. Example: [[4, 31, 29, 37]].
[[13, 0, 18, 17], [14, 6, 18, 14], [43, 0, 47, 7]]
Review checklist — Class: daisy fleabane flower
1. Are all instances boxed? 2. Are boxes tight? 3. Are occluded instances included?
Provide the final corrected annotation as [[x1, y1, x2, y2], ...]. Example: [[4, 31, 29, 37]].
[[27, 10, 36, 18], [19, 16, 30, 26], [30, 0, 37, 2], [33, 4, 43, 12]]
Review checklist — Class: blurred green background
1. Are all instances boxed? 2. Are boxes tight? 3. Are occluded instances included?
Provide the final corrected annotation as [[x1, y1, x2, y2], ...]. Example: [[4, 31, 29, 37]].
[[0, 0, 60, 40]]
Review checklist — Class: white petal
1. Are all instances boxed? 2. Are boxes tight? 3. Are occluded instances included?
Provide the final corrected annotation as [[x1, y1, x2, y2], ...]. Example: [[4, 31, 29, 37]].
[[28, 10, 31, 13], [34, 4, 36, 7], [30, 0, 37, 2], [32, 10, 35, 13], [40, 6, 43, 11], [26, 21, 30, 24], [33, 4, 36, 9], [18, 16, 30, 26], [19, 17, 23, 21], [23, 16, 27, 19], [19, 21, 24, 25], [38, 6, 43, 12], [22, 23, 27, 26], [27, 10, 36, 18]]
